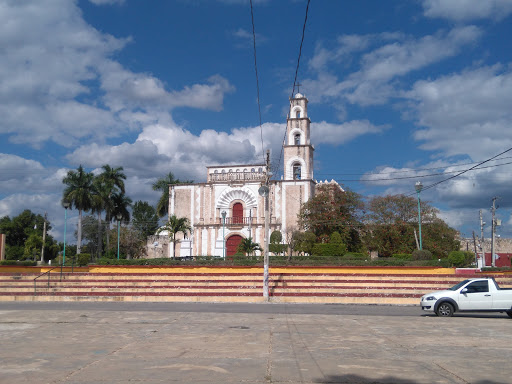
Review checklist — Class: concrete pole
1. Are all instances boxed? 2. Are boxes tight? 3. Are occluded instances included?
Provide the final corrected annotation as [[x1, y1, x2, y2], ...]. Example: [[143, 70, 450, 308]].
[[40, 212, 47, 263], [263, 150, 270, 301], [491, 198, 497, 267]]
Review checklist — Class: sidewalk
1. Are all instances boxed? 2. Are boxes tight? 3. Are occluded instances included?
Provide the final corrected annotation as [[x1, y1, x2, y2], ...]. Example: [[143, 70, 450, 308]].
[[0, 303, 510, 383]]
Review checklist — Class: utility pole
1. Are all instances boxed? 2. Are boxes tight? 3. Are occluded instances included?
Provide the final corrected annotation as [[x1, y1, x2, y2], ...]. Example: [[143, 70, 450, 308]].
[[491, 197, 497, 267], [263, 150, 271, 300], [40, 212, 47, 263], [479, 210, 485, 267]]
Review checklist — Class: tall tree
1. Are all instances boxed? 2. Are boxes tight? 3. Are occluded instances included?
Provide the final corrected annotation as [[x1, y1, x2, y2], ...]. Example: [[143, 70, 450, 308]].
[[363, 194, 459, 258], [132, 201, 159, 238], [298, 184, 363, 250], [152, 172, 193, 218], [156, 214, 192, 257], [62, 165, 94, 254], [97, 165, 126, 250]]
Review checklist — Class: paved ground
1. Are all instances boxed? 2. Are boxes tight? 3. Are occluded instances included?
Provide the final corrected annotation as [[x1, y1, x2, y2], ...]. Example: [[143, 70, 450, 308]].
[[0, 302, 510, 384]]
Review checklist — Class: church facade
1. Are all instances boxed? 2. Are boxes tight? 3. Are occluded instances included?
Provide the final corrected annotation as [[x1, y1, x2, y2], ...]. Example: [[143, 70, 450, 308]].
[[152, 93, 318, 258]]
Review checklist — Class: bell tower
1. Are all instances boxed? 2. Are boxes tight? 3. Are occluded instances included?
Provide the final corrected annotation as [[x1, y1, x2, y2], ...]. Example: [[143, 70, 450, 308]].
[[283, 92, 314, 181]]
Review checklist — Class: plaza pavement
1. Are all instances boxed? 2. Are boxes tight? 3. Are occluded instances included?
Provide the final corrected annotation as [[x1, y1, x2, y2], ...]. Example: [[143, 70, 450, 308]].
[[0, 302, 510, 384]]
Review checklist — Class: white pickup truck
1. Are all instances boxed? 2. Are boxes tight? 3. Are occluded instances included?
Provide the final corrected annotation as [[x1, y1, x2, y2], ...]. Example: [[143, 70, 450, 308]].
[[420, 277, 512, 317]]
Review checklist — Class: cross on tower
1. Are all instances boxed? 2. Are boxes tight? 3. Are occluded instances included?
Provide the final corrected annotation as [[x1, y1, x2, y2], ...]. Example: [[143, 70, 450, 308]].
[[295, 82, 302, 94]]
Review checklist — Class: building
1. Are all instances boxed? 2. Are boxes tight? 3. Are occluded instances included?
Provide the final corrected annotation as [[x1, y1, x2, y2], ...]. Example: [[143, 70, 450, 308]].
[[149, 93, 318, 258]]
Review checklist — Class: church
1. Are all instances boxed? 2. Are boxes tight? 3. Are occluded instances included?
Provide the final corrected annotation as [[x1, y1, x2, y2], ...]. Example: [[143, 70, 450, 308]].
[[149, 92, 332, 258]]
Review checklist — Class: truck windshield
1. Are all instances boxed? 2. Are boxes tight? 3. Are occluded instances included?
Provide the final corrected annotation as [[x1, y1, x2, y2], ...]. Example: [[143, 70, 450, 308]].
[[449, 280, 470, 291]]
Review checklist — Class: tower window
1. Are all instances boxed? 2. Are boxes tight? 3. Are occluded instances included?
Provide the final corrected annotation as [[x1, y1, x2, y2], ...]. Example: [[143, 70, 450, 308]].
[[294, 134, 301, 145], [296, 110, 301, 118], [293, 164, 301, 180]]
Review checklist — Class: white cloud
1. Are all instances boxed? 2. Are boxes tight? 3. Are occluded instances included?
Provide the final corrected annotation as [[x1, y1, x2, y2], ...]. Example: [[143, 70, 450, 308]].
[[312, 120, 388, 146], [0, 1, 235, 149], [422, 0, 512, 21], [305, 27, 482, 106], [406, 65, 512, 159], [89, 0, 125, 4]]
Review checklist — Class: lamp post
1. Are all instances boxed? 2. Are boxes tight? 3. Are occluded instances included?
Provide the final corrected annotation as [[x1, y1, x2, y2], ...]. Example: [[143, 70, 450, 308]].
[[63, 202, 70, 264], [116, 214, 122, 260], [415, 181, 423, 250], [61, 202, 70, 279], [221, 210, 227, 259]]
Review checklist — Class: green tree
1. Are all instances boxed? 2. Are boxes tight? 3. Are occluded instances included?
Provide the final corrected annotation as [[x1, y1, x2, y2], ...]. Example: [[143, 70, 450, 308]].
[[62, 165, 95, 254], [152, 172, 193, 218], [237, 237, 261, 256], [293, 231, 317, 256], [363, 194, 459, 258], [269, 230, 285, 255], [132, 201, 159, 238], [298, 184, 363, 250], [156, 215, 192, 257], [0, 210, 59, 261], [97, 165, 126, 250], [79, 215, 102, 259]]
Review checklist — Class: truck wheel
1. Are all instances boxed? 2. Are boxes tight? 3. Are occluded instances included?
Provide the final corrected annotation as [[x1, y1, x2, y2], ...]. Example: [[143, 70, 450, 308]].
[[436, 302, 454, 317], [506, 311, 512, 319]]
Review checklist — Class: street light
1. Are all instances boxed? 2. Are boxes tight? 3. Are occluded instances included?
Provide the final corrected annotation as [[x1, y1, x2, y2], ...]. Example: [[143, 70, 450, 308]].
[[415, 181, 423, 250], [117, 213, 122, 260], [221, 210, 227, 259]]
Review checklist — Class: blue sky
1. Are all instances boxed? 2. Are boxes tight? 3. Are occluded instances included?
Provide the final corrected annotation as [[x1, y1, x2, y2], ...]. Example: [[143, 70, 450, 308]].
[[1, 0, 512, 242]]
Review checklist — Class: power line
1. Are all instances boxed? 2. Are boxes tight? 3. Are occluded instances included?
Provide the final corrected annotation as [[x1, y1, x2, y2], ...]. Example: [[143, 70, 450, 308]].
[[249, 0, 266, 165], [317, 160, 512, 183], [277, 0, 311, 178], [314, 156, 512, 177], [406, 147, 512, 196]]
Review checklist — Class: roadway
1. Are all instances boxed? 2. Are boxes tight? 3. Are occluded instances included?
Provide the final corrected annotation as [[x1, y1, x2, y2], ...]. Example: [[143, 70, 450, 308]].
[[0, 302, 510, 383]]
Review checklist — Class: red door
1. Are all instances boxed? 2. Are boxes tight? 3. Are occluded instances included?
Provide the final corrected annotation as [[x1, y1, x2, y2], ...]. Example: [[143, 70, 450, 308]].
[[232, 203, 243, 224], [226, 235, 243, 257]]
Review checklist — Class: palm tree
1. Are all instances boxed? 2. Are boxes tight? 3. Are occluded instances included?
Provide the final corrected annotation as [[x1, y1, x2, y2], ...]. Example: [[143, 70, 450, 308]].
[[237, 237, 261, 256], [90, 177, 110, 259], [152, 172, 193, 218], [156, 214, 192, 257], [62, 165, 94, 254], [97, 165, 126, 250]]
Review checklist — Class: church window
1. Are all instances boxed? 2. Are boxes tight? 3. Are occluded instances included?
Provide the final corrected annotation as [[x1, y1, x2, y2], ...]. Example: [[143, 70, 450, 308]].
[[251, 168, 255, 172], [293, 164, 301, 180], [296, 110, 301, 118], [294, 134, 301, 145], [222, 170, 225, 174], [214, 170, 218, 173], [258, 167, 263, 172]]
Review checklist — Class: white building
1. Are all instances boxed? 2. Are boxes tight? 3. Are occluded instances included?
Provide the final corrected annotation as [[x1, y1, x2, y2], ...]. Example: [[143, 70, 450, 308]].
[[150, 92, 318, 257]]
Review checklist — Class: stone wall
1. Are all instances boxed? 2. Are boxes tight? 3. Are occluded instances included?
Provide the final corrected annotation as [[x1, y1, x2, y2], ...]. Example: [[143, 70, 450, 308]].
[[460, 237, 512, 253]]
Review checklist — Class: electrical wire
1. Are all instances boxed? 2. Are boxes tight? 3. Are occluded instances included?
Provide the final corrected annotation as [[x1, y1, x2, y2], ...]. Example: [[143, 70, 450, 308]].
[[406, 147, 512, 196], [277, 0, 311, 178], [249, 0, 266, 165]]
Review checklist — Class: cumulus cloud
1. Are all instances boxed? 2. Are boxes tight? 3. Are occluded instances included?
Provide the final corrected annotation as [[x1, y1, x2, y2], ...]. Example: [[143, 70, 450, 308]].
[[305, 26, 482, 107], [422, 0, 512, 21], [312, 120, 388, 146], [0, 1, 235, 149], [405, 65, 512, 159]]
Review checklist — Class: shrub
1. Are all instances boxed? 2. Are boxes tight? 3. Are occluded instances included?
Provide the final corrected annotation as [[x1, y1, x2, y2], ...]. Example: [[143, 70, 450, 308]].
[[76, 253, 91, 266], [447, 251, 474, 267], [392, 253, 412, 260], [311, 243, 346, 257], [343, 253, 367, 260], [412, 249, 433, 261], [0, 260, 37, 266]]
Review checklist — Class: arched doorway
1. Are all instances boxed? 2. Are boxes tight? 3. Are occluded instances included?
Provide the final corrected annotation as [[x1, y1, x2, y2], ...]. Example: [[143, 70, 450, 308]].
[[226, 235, 243, 258], [232, 202, 243, 224]]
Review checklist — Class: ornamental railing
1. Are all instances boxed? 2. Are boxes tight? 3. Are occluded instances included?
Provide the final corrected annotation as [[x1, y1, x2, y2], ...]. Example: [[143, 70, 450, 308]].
[[209, 171, 266, 183]]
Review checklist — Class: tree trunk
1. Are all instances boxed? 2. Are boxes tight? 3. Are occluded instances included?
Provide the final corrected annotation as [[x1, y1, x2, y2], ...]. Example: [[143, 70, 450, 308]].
[[77, 209, 82, 254], [97, 212, 102, 260]]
